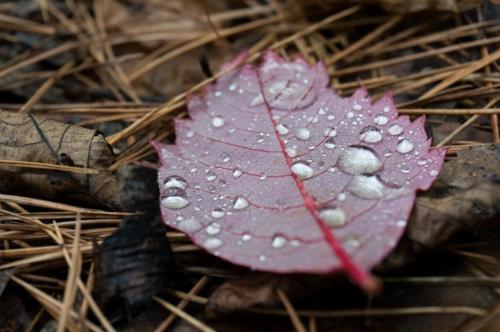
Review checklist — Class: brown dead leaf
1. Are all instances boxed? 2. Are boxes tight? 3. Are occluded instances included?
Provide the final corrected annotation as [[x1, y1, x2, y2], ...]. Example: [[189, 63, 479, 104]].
[[0, 110, 119, 209]]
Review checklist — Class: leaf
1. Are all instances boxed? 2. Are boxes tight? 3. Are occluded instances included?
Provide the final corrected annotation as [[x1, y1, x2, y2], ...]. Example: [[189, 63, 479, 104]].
[[154, 52, 446, 291], [0, 111, 119, 209]]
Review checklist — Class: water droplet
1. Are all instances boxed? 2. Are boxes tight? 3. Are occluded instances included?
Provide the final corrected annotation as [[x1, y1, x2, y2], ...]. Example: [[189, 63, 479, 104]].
[[291, 161, 314, 180], [228, 83, 237, 91], [220, 152, 231, 163], [395, 220, 406, 228], [359, 126, 383, 143], [186, 131, 194, 138], [250, 93, 264, 106], [296, 128, 311, 141], [388, 124, 404, 135], [177, 218, 202, 232], [258, 255, 267, 262], [344, 237, 361, 248], [272, 235, 287, 248], [276, 123, 289, 135], [346, 111, 355, 119], [161, 188, 189, 209], [325, 138, 336, 149], [206, 222, 222, 235], [206, 171, 217, 182], [204, 238, 223, 249], [430, 170, 439, 176], [374, 115, 388, 125], [233, 196, 249, 210], [348, 175, 385, 199], [417, 158, 427, 166], [400, 163, 411, 174], [396, 139, 414, 154], [211, 208, 225, 219], [383, 106, 390, 113], [337, 146, 382, 175], [290, 239, 301, 247], [212, 116, 225, 128], [353, 103, 362, 111], [214, 91, 222, 97], [242, 233, 252, 241], [163, 175, 187, 190], [337, 193, 346, 201], [286, 147, 297, 157], [233, 168, 243, 178], [319, 207, 346, 227]]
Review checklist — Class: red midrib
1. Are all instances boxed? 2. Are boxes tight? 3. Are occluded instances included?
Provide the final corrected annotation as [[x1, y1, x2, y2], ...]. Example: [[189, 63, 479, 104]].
[[257, 76, 379, 293]]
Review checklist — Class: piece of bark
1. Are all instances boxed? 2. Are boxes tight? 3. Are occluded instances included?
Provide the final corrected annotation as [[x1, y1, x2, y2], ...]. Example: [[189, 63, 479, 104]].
[[0, 110, 119, 209], [93, 166, 174, 322], [209, 144, 500, 313]]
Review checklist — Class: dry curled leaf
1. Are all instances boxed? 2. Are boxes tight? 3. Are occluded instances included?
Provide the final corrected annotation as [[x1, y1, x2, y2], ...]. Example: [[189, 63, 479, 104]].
[[0, 110, 119, 209], [155, 52, 445, 290]]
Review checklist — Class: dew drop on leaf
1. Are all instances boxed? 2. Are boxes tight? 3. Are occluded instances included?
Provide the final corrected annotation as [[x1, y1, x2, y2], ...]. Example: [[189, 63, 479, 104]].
[[359, 126, 383, 143], [337, 146, 382, 175], [348, 175, 385, 199], [233, 196, 249, 210], [163, 175, 187, 190], [396, 139, 414, 154], [291, 161, 314, 179], [388, 123, 404, 135], [319, 207, 346, 227], [161, 188, 190, 209], [211, 208, 225, 219], [296, 128, 311, 141], [272, 235, 287, 248], [212, 116, 225, 128]]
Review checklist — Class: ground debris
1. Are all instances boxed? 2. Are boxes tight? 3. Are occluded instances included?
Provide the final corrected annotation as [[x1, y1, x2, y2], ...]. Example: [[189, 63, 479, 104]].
[[0, 110, 119, 209]]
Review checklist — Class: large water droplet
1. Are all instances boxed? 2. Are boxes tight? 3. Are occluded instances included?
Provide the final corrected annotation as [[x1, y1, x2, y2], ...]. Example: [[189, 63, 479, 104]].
[[204, 238, 223, 249], [242, 233, 252, 241], [161, 188, 189, 209], [296, 128, 311, 141], [212, 116, 225, 128], [211, 208, 225, 219], [233, 168, 243, 178], [388, 124, 404, 135], [337, 146, 382, 175], [319, 207, 346, 227], [206, 222, 222, 235], [348, 175, 385, 199], [272, 235, 287, 248], [291, 161, 314, 179], [233, 196, 249, 210], [163, 175, 187, 190], [359, 126, 383, 143], [325, 138, 336, 149], [177, 218, 202, 232], [276, 123, 289, 135], [396, 139, 414, 154], [374, 115, 388, 125], [206, 171, 217, 182]]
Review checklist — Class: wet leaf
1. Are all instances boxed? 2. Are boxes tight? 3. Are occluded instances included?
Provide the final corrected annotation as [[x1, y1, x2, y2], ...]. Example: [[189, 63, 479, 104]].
[[155, 52, 445, 290]]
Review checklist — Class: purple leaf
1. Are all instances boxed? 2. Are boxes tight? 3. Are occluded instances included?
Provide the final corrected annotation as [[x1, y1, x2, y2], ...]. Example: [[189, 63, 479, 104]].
[[154, 52, 446, 292]]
